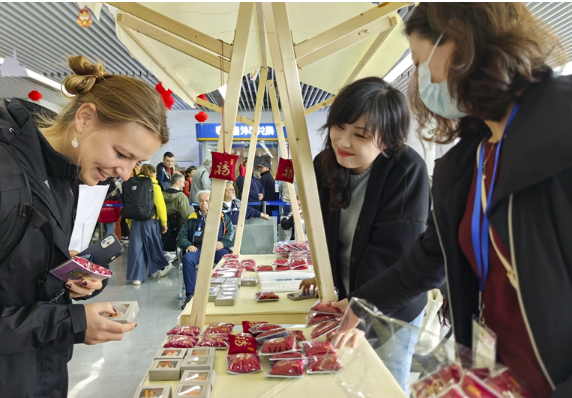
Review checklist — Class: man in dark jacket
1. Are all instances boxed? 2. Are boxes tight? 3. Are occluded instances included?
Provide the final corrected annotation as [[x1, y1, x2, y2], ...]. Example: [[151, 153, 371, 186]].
[[257, 162, 277, 215], [222, 181, 270, 225], [156, 151, 175, 191]]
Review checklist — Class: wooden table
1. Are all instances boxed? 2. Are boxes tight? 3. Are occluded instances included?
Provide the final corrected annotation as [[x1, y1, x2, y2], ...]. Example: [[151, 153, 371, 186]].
[[179, 255, 316, 326]]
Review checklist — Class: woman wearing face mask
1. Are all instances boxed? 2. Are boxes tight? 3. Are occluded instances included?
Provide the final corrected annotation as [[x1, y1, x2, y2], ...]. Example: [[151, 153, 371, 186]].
[[300, 77, 431, 393], [333, 4, 572, 397], [0, 55, 168, 397]]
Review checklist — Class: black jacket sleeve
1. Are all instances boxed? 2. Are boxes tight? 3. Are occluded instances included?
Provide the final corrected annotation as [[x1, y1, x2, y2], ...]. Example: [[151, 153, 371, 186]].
[[280, 215, 294, 231]]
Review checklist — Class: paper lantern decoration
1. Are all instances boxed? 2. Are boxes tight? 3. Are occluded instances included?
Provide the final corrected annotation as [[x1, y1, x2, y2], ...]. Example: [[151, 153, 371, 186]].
[[28, 90, 42, 101], [210, 151, 239, 182], [76, 8, 93, 28], [276, 158, 294, 183], [195, 111, 208, 123], [155, 82, 175, 110], [198, 94, 207, 101]]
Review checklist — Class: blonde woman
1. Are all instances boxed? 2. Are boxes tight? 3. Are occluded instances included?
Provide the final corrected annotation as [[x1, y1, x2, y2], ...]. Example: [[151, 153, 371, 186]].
[[0, 55, 168, 397]]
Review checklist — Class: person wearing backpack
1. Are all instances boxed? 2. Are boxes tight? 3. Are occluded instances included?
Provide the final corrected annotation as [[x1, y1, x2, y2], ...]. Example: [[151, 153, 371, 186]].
[[124, 164, 172, 284], [0, 55, 168, 398]]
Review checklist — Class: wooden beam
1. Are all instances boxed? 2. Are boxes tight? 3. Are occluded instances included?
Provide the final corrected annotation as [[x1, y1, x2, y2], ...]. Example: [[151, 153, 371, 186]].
[[108, 2, 233, 58], [234, 67, 268, 253], [344, 16, 398, 86], [305, 96, 335, 115], [263, 2, 336, 301], [267, 80, 304, 241], [117, 13, 231, 73], [294, 3, 408, 69], [188, 3, 254, 328], [195, 97, 254, 126], [256, 3, 268, 68]]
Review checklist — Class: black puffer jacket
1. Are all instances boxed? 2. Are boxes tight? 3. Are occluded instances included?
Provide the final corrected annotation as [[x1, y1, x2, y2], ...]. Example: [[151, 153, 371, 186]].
[[0, 99, 87, 398]]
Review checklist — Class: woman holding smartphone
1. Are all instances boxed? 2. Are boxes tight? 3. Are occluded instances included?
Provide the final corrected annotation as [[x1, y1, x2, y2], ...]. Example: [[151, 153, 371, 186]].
[[0, 55, 169, 397]]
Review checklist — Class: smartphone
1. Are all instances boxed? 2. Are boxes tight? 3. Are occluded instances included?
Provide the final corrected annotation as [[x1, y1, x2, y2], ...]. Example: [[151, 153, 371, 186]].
[[287, 291, 316, 301], [79, 234, 123, 266]]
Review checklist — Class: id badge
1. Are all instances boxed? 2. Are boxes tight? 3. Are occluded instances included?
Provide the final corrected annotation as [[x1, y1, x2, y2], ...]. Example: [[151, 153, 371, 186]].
[[472, 315, 497, 370], [194, 231, 202, 237]]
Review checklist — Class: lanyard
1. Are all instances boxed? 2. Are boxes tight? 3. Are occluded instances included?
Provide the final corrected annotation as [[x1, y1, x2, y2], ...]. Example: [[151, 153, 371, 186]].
[[197, 216, 204, 231], [471, 104, 520, 324]]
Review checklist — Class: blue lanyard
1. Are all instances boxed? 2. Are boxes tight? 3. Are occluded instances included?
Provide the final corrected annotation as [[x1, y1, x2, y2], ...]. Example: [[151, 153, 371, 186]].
[[471, 104, 519, 322], [197, 216, 204, 231]]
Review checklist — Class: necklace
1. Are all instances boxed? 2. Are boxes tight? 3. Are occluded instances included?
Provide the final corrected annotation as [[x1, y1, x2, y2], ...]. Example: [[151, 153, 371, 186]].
[[482, 141, 498, 180]]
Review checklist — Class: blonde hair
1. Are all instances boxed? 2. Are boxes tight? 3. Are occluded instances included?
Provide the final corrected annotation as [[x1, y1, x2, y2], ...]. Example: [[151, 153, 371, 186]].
[[140, 164, 156, 177], [39, 55, 169, 145]]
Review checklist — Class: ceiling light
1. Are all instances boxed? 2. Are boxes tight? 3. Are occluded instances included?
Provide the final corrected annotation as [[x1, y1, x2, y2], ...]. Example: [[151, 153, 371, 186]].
[[384, 53, 413, 83]]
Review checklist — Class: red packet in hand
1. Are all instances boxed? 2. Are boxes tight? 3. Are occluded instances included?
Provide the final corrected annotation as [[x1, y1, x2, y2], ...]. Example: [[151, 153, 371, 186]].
[[311, 320, 341, 340], [306, 312, 342, 326], [50, 256, 113, 281]]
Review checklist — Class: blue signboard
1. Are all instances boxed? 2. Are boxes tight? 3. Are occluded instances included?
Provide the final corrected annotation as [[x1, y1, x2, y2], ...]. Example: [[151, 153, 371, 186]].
[[196, 123, 288, 141]]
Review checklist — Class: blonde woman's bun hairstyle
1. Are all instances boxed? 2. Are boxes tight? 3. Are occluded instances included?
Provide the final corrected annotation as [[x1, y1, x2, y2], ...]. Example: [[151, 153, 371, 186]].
[[62, 55, 110, 96]]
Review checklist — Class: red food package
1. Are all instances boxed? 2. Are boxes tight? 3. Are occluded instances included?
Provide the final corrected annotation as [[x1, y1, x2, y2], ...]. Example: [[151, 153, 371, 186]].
[[204, 322, 234, 334], [302, 341, 334, 357], [460, 372, 503, 398], [276, 265, 290, 271], [227, 353, 262, 374], [270, 352, 305, 361], [260, 336, 296, 354], [223, 254, 239, 259], [242, 321, 267, 334], [436, 385, 467, 398], [241, 259, 256, 266], [310, 301, 342, 315], [242, 263, 256, 272], [311, 320, 341, 340], [411, 363, 463, 398], [166, 325, 201, 337], [228, 333, 258, 355], [255, 291, 280, 301], [470, 367, 491, 380], [288, 330, 306, 342], [223, 262, 239, 269], [486, 368, 533, 398], [257, 328, 287, 339], [269, 359, 306, 377], [250, 323, 283, 334], [163, 335, 198, 348], [256, 265, 274, 272], [235, 267, 246, 278], [198, 333, 230, 349], [224, 259, 240, 266], [307, 355, 342, 373], [306, 312, 342, 326], [272, 258, 289, 265], [290, 258, 309, 270]]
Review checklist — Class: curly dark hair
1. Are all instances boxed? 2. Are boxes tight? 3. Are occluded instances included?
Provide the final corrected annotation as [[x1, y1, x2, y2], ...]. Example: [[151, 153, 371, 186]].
[[320, 77, 410, 211], [405, 2, 566, 143]]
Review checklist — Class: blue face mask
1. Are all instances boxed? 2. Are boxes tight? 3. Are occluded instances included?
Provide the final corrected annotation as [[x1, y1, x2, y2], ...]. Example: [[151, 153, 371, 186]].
[[418, 33, 467, 120]]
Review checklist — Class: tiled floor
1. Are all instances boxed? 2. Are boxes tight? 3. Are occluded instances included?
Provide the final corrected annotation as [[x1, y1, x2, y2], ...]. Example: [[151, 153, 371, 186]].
[[67, 251, 183, 398]]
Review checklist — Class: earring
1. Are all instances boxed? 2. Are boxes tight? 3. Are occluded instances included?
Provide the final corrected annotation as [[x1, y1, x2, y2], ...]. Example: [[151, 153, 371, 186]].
[[72, 131, 79, 148]]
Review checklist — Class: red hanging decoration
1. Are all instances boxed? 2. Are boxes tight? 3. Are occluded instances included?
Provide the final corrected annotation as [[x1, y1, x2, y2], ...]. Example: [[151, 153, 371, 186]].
[[28, 90, 42, 101], [198, 94, 208, 101], [195, 111, 208, 123], [76, 8, 93, 28], [276, 157, 294, 184], [239, 164, 246, 177], [210, 151, 239, 182], [155, 82, 175, 110]]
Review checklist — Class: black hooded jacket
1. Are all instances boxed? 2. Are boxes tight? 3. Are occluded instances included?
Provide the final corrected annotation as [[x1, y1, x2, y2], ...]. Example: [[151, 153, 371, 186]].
[[350, 70, 572, 397]]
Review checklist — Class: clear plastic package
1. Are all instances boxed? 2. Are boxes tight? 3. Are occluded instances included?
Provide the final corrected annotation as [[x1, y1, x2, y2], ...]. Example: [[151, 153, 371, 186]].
[[260, 336, 296, 355], [267, 359, 306, 378], [163, 335, 198, 348], [254, 291, 280, 302], [269, 352, 305, 361], [309, 301, 343, 315], [306, 312, 342, 327], [301, 341, 335, 357], [167, 325, 201, 337], [255, 329, 290, 344], [204, 322, 234, 334], [226, 353, 263, 374], [242, 321, 267, 334], [306, 355, 342, 374], [249, 323, 282, 335], [311, 320, 341, 340], [197, 333, 230, 349]]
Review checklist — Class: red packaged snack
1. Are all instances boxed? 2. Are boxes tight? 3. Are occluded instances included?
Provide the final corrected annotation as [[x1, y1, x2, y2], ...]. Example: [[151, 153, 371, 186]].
[[227, 353, 263, 374], [255, 291, 280, 301], [411, 363, 463, 398], [256, 265, 274, 272], [269, 359, 306, 377], [228, 333, 257, 355], [307, 355, 342, 373], [288, 330, 306, 342], [310, 301, 342, 315], [436, 385, 467, 398], [257, 328, 287, 339], [50, 256, 114, 281], [223, 262, 240, 269], [250, 323, 283, 334], [270, 352, 305, 361], [290, 258, 309, 270], [486, 368, 533, 398], [222, 254, 239, 259], [256, 329, 290, 344], [306, 312, 342, 326], [276, 265, 290, 272], [272, 258, 289, 265], [242, 263, 256, 272], [242, 321, 267, 334], [470, 367, 491, 380], [163, 335, 198, 348], [204, 322, 234, 334], [311, 320, 341, 340], [235, 267, 246, 278], [302, 341, 334, 357], [198, 333, 230, 349], [260, 336, 296, 354], [166, 325, 201, 337], [461, 372, 503, 398], [241, 259, 256, 266]]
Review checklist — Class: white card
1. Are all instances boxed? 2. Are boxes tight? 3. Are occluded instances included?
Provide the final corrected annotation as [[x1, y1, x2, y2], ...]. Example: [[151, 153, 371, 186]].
[[69, 185, 109, 252]]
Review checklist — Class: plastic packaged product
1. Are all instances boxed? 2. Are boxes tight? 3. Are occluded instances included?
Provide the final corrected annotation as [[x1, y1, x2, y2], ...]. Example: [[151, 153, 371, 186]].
[[211, 271, 236, 278], [288, 330, 306, 342], [222, 262, 239, 269], [254, 291, 280, 302], [288, 251, 307, 258], [260, 336, 296, 355], [176, 383, 210, 397], [255, 329, 290, 344], [228, 333, 258, 355], [50, 256, 114, 282], [311, 320, 341, 340], [135, 386, 170, 398], [301, 341, 334, 357], [435, 385, 467, 398], [309, 301, 343, 315], [275, 265, 290, 272], [290, 259, 310, 270], [306, 312, 342, 326], [222, 254, 239, 259], [163, 335, 198, 348], [460, 372, 503, 398], [226, 353, 263, 374], [269, 352, 305, 361], [242, 263, 256, 272], [411, 363, 464, 398], [197, 333, 230, 349], [272, 258, 288, 266], [234, 267, 246, 278], [485, 368, 533, 398], [204, 322, 234, 334], [167, 325, 201, 337], [210, 277, 226, 285], [242, 321, 267, 334], [306, 355, 342, 373], [249, 323, 283, 335], [256, 265, 274, 272], [240, 259, 257, 267], [268, 359, 306, 377]]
